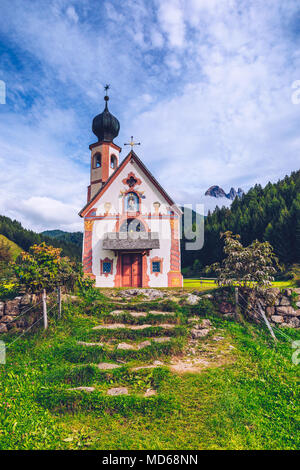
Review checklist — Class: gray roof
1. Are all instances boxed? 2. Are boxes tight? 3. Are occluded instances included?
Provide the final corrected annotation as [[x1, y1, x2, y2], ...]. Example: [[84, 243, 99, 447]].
[[102, 232, 160, 250]]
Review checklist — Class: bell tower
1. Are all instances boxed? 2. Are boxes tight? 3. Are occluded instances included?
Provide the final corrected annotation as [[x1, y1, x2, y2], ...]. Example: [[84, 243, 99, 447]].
[[87, 86, 121, 201]]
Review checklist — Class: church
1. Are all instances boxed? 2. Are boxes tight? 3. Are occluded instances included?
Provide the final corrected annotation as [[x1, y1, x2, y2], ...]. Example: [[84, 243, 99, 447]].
[[79, 90, 183, 288]]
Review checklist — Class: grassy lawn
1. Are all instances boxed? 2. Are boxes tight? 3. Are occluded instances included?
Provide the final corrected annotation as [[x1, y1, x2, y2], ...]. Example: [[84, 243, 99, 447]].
[[183, 279, 218, 290], [183, 279, 296, 290], [0, 296, 299, 450]]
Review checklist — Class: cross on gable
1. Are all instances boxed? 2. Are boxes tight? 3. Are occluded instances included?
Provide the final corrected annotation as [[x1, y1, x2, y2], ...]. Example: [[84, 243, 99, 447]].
[[124, 136, 141, 148]]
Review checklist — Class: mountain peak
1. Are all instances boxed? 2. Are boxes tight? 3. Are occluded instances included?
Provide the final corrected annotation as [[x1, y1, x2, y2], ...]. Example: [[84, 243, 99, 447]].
[[205, 185, 227, 198], [205, 185, 244, 200]]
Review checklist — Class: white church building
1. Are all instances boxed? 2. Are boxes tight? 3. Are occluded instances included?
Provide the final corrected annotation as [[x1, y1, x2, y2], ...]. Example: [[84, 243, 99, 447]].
[[79, 91, 183, 288]]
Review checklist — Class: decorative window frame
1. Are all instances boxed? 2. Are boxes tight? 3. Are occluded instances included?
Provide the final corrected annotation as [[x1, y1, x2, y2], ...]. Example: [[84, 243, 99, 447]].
[[120, 217, 146, 233], [122, 172, 141, 189], [151, 257, 163, 276], [100, 257, 113, 277], [115, 214, 150, 233]]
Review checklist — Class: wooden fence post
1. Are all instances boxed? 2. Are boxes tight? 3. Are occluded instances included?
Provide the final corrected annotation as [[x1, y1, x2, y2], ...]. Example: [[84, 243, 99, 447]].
[[235, 287, 239, 308], [58, 286, 62, 319], [234, 287, 242, 321], [42, 289, 48, 330]]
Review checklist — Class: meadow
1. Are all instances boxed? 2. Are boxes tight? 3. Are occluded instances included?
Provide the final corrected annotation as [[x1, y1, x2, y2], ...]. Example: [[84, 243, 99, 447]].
[[0, 292, 299, 450], [183, 278, 296, 290]]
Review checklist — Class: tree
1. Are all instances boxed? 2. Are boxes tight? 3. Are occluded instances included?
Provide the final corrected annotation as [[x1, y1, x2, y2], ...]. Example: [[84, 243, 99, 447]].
[[14, 242, 78, 294], [181, 169, 300, 271], [209, 232, 279, 290]]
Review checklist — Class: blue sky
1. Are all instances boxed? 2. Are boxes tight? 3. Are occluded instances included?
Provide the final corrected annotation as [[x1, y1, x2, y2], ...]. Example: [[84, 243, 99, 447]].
[[0, 0, 300, 231]]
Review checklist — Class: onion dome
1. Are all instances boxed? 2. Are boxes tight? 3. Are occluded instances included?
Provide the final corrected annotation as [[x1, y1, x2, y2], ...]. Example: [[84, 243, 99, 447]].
[[92, 93, 120, 142]]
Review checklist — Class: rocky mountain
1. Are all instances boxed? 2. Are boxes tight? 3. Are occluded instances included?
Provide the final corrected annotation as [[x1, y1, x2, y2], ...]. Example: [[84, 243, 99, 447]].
[[205, 185, 244, 200]]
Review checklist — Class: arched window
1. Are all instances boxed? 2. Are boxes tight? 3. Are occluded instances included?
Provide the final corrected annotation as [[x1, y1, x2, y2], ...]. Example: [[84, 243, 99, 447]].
[[125, 192, 139, 212], [110, 154, 117, 169], [120, 219, 145, 232], [93, 152, 101, 168]]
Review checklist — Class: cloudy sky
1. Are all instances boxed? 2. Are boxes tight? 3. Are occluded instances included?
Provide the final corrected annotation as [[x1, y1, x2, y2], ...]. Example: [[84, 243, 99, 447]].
[[0, 0, 300, 232]]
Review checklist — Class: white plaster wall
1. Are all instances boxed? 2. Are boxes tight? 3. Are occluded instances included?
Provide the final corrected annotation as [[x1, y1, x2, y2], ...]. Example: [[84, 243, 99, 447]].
[[93, 219, 117, 288], [92, 159, 174, 216], [89, 157, 180, 287]]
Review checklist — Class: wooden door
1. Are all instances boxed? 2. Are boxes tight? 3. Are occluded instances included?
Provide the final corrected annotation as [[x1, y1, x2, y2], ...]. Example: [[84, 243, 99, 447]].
[[121, 253, 142, 287], [131, 254, 142, 287], [122, 254, 132, 287]]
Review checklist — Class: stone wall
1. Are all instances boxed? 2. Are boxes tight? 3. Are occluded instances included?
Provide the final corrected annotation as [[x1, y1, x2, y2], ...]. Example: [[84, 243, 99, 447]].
[[211, 287, 300, 329], [0, 294, 39, 333]]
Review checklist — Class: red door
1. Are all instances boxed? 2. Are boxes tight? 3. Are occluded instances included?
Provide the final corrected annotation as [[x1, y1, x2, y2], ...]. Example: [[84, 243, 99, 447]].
[[122, 253, 142, 287]]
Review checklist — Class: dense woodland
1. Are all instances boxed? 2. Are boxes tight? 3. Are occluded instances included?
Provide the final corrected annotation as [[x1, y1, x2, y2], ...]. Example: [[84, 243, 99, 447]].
[[182, 169, 300, 272], [0, 216, 82, 261]]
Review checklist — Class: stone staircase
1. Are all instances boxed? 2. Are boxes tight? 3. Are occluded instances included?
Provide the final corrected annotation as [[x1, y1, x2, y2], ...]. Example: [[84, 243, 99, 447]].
[[37, 302, 189, 414], [36, 297, 235, 415]]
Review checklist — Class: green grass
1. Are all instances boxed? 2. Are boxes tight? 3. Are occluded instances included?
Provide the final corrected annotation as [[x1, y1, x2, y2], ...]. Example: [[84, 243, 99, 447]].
[[271, 281, 296, 288], [183, 279, 217, 290], [0, 298, 299, 450], [183, 278, 296, 289], [0, 234, 23, 260]]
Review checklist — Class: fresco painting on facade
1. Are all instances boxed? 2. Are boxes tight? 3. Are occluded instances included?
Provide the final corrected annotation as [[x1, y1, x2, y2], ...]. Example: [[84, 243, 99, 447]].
[[126, 192, 139, 212], [79, 89, 183, 288]]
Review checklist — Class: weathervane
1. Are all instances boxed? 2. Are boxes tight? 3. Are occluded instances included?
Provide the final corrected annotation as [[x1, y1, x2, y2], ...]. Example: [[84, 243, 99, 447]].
[[104, 84, 110, 94], [124, 136, 141, 148]]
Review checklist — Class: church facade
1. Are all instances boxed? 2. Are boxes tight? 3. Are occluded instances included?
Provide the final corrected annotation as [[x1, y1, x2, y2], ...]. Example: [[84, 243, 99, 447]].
[[79, 92, 183, 288]]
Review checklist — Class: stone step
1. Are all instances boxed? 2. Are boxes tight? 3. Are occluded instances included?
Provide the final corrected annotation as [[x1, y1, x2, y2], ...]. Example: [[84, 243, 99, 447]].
[[67, 386, 158, 397], [109, 310, 175, 317], [152, 336, 171, 343], [92, 323, 176, 331], [67, 386, 156, 398], [110, 310, 148, 317], [131, 360, 164, 371], [67, 386, 95, 392], [107, 387, 128, 396], [144, 389, 157, 397], [117, 340, 151, 350], [148, 311, 175, 316], [77, 341, 104, 347], [117, 337, 171, 351], [96, 362, 123, 370]]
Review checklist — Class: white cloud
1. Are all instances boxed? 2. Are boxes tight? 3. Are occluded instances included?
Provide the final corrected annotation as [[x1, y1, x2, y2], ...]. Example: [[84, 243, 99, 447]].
[[151, 29, 164, 48], [7, 197, 81, 232], [165, 53, 181, 71], [157, 0, 185, 48], [0, 0, 300, 233], [66, 6, 79, 24]]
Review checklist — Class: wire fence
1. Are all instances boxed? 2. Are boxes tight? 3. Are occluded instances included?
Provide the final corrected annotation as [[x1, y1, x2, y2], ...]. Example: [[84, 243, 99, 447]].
[[0, 289, 63, 358], [237, 290, 295, 344]]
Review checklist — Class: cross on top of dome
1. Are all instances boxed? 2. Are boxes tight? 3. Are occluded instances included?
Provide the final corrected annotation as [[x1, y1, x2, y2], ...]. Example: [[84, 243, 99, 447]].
[[92, 84, 120, 142]]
